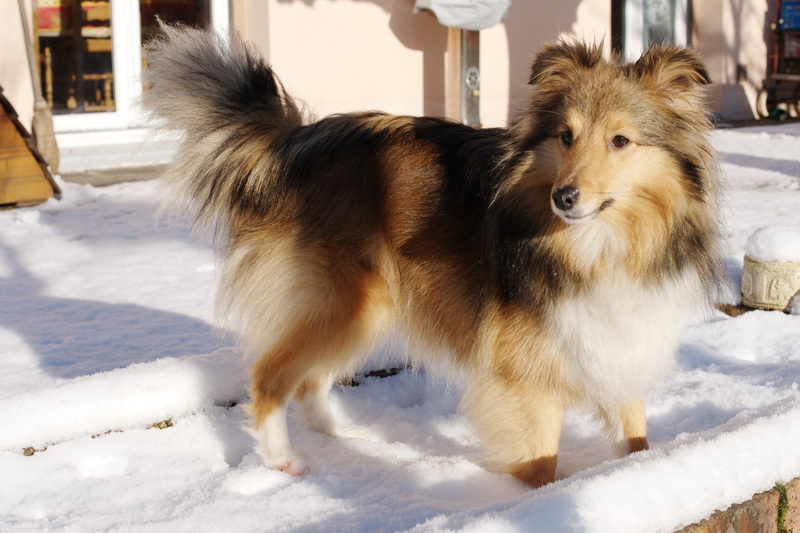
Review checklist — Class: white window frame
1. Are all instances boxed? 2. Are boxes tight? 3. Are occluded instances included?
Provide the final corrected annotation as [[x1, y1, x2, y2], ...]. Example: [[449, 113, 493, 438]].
[[53, 0, 230, 133], [624, 0, 688, 62]]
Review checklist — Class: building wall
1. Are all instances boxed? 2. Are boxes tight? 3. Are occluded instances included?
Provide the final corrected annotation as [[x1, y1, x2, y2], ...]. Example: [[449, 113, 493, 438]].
[[693, 0, 775, 120], [0, 0, 35, 131], [233, 0, 776, 124], [232, 0, 611, 127]]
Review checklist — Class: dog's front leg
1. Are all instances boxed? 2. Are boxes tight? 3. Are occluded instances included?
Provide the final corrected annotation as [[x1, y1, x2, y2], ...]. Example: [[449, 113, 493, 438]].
[[599, 398, 650, 457], [503, 394, 563, 488], [465, 373, 565, 488]]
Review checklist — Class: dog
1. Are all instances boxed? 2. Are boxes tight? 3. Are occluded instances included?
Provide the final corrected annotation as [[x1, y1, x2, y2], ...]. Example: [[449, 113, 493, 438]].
[[142, 24, 724, 488]]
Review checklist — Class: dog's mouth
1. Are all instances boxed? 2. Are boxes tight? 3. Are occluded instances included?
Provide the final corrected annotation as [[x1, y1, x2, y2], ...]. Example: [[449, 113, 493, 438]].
[[554, 198, 615, 225]]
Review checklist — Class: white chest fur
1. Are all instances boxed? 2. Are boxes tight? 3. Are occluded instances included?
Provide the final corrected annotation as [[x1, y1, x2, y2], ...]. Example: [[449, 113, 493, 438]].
[[549, 272, 702, 406]]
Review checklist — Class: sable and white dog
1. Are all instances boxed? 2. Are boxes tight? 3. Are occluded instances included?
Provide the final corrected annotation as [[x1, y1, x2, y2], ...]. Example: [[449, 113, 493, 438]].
[[143, 25, 723, 487]]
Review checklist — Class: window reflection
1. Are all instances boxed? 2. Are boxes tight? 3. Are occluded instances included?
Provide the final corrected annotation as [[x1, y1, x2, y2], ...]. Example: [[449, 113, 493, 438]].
[[643, 0, 675, 47], [38, 0, 114, 114], [36, 0, 210, 116]]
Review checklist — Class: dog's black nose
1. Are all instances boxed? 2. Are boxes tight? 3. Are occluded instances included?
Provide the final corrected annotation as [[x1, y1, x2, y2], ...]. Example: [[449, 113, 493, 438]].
[[553, 186, 580, 211]]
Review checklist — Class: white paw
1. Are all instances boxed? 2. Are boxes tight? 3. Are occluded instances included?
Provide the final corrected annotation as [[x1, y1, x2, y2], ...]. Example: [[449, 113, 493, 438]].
[[252, 437, 310, 477], [259, 447, 309, 477], [272, 456, 310, 477]]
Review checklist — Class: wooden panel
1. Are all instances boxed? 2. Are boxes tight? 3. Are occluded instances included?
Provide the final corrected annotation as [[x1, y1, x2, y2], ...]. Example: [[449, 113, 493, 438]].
[[0, 108, 54, 205], [0, 176, 53, 205]]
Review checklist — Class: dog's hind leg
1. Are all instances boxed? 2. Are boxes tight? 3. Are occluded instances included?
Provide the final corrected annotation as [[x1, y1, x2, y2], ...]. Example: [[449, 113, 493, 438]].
[[296, 375, 340, 436], [296, 375, 371, 439], [255, 402, 307, 476], [248, 264, 390, 474], [248, 337, 317, 476], [599, 398, 650, 457]]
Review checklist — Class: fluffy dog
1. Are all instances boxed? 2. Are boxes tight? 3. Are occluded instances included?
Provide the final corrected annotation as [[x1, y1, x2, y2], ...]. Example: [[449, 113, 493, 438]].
[[143, 24, 723, 487]]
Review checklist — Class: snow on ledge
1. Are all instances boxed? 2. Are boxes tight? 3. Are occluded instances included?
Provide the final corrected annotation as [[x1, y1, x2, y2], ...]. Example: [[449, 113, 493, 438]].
[[745, 226, 800, 263]]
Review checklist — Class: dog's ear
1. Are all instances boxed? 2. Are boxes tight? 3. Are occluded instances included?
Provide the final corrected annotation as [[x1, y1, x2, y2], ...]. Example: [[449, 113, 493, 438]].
[[632, 44, 710, 87], [631, 44, 710, 112], [528, 41, 605, 86]]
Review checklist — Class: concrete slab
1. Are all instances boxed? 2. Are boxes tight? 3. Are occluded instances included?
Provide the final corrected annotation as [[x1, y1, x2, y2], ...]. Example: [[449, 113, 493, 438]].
[[61, 165, 165, 187]]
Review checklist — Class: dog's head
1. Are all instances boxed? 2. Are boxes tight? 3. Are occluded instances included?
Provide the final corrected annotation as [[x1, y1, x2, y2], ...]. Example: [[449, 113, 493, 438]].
[[513, 41, 712, 226]]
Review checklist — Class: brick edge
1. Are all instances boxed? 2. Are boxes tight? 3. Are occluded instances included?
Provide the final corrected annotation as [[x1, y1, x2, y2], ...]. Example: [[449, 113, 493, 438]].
[[676, 477, 800, 533]]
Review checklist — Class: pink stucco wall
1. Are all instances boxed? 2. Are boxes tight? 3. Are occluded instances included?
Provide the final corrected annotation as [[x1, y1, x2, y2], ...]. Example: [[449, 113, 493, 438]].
[[1, 0, 35, 131], [233, 0, 777, 123], [232, 0, 611, 127], [694, 0, 775, 120]]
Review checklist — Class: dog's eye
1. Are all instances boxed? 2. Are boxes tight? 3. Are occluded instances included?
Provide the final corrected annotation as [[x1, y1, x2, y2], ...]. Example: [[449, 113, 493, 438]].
[[560, 130, 573, 147], [612, 135, 630, 148]]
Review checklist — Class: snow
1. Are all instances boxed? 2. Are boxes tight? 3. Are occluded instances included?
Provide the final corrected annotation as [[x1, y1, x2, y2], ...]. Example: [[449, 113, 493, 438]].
[[1, 122, 800, 533], [745, 226, 800, 263]]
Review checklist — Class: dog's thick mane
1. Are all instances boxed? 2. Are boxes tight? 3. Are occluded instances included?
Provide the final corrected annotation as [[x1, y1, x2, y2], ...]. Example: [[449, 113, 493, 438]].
[[490, 41, 724, 309]]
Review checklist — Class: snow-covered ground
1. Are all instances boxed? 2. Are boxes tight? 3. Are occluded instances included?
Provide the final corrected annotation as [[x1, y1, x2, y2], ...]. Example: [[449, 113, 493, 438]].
[[1, 122, 799, 533]]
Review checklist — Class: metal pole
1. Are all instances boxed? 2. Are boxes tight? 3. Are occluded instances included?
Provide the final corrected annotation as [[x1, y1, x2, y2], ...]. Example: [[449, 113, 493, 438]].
[[446, 28, 481, 127]]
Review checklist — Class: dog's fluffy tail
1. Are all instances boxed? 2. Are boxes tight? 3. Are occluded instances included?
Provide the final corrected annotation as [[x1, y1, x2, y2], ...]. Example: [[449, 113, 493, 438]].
[[142, 23, 304, 233]]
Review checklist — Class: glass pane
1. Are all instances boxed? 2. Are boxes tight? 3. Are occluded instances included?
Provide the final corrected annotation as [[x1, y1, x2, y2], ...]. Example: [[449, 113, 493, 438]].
[[140, 0, 210, 44], [37, 0, 115, 114], [642, 0, 675, 47]]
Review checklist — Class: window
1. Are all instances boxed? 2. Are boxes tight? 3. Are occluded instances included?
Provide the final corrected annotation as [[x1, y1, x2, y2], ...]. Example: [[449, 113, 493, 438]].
[[612, 0, 689, 61], [140, 0, 210, 44], [38, 0, 116, 114], [36, 0, 228, 133]]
